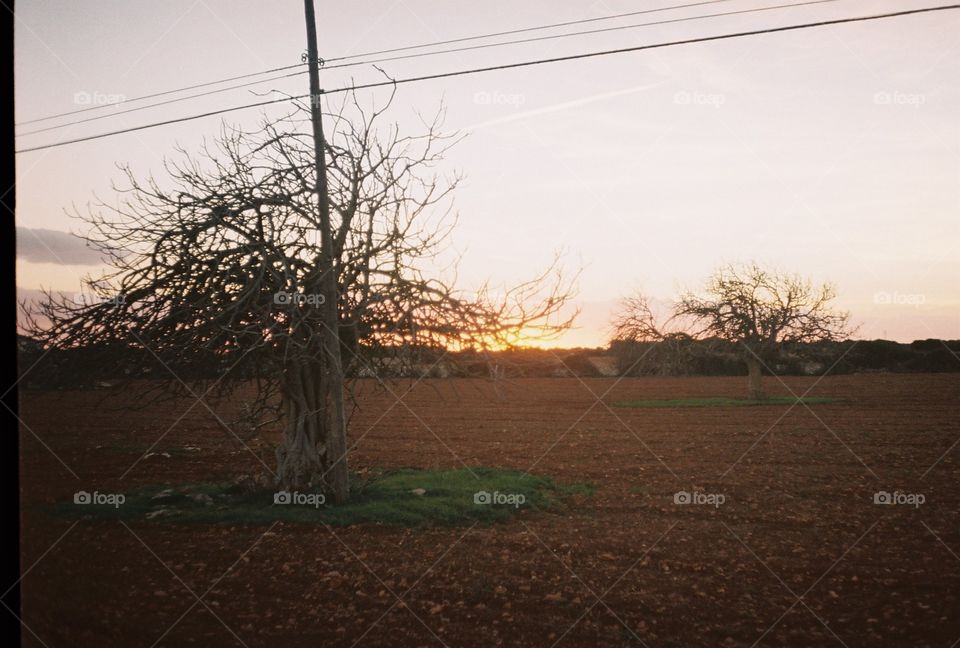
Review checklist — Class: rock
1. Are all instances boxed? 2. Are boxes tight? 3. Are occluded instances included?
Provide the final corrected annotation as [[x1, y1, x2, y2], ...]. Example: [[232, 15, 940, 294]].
[[146, 508, 179, 520], [410, 488, 427, 496], [150, 489, 176, 501]]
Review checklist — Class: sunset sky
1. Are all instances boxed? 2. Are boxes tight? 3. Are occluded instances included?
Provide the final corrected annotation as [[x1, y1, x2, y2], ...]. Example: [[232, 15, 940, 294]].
[[14, 0, 959, 347]]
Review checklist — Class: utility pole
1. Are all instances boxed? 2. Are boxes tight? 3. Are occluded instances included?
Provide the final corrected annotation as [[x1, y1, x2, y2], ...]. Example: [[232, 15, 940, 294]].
[[303, 0, 349, 503]]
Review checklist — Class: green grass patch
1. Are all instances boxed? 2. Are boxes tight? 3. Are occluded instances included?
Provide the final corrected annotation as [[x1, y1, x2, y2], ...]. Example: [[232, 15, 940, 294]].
[[612, 396, 844, 409], [55, 467, 593, 528]]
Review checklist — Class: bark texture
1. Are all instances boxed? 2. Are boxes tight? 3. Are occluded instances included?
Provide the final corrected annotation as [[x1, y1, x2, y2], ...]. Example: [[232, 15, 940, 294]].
[[746, 356, 765, 400]]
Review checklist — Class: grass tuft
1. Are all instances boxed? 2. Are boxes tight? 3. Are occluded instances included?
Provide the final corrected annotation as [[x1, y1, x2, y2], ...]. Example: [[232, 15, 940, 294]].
[[612, 396, 844, 408], [54, 467, 592, 528]]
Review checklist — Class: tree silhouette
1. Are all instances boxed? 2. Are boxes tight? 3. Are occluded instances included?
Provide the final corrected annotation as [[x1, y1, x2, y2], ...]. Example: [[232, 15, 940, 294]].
[[612, 263, 850, 398], [24, 90, 575, 500]]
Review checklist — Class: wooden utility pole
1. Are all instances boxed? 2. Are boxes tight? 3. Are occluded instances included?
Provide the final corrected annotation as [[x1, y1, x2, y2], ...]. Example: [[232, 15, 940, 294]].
[[303, 0, 349, 503]]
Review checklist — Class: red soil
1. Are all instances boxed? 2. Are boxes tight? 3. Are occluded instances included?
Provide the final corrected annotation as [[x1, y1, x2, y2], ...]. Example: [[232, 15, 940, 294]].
[[17, 374, 960, 647]]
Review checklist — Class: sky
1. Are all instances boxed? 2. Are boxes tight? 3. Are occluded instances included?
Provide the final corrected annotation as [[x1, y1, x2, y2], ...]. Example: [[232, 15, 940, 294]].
[[14, 0, 960, 347]]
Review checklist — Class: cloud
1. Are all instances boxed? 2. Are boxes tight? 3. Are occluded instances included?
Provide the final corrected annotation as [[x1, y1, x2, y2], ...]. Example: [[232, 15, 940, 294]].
[[17, 227, 104, 266], [462, 80, 667, 133]]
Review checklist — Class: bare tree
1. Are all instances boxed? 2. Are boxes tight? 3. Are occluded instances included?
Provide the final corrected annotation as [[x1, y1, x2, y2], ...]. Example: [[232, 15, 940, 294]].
[[23, 90, 575, 500], [611, 263, 850, 399], [609, 294, 696, 375], [610, 293, 662, 344]]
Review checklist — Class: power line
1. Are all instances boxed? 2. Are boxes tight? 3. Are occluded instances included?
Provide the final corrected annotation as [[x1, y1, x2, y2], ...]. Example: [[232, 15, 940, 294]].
[[15, 62, 306, 127], [15, 0, 736, 127], [21, 0, 863, 140], [324, 0, 739, 63], [16, 4, 959, 155], [16, 69, 307, 136], [322, 0, 846, 72], [331, 4, 960, 94], [17, 0, 837, 137]]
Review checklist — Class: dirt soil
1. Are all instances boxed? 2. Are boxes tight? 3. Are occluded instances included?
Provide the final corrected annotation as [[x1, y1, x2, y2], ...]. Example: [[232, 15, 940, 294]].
[[17, 374, 960, 647]]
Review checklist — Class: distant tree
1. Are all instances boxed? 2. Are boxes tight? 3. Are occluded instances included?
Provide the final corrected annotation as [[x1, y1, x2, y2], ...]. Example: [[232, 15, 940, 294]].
[[22, 90, 575, 500], [612, 263, 851, 399], [609, 295, 698, 375]]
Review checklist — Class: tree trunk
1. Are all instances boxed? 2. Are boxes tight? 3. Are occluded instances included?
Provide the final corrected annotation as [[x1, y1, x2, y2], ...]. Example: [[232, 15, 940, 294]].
[[320, 357, 350, 502], [275, 359, 343, 492], [746, 357, 765, 400]]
